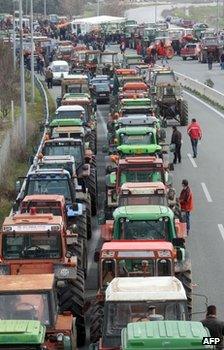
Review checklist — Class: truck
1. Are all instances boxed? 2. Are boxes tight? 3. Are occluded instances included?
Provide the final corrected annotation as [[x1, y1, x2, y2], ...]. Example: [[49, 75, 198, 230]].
[[0, 274, 80, 347]]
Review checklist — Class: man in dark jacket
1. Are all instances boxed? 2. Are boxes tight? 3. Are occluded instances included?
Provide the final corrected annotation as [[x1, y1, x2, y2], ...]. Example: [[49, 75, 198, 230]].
[[171, 126, 182, 164], [201, 305, 224, 349]]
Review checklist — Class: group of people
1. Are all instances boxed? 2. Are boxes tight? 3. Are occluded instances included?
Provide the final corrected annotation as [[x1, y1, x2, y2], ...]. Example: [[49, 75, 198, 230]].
[[207, 51, 224, 70], [171, 118, 202, 234]]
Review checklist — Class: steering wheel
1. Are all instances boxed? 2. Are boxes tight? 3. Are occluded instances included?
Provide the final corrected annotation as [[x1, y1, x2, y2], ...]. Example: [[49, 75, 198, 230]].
[[16, 302, 35, 311], [22, 245, 46, 257]]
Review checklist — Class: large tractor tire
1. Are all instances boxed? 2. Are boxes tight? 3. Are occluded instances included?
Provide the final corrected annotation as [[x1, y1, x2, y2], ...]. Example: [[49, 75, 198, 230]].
[[76, 212, 87, 242], [86, 167, 98, 216], [73, 238, 88, 278], [86, 130, 97, 155], [90, 303, 104, 344], [57, 269, 86, 347], [176, 270, 192, 318], [85, 194, 92, 239], [179, 100, 188, 126]]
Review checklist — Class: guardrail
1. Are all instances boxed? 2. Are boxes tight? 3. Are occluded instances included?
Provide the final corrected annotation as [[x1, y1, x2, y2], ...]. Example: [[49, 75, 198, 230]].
[[13, 75, 50, 208], [176, 72, 224, 109]]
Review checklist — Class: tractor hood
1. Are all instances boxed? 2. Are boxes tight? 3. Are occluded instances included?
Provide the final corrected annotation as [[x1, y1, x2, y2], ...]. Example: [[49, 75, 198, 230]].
[[117, 144, 161, 155], [0, 320, 45, 345]]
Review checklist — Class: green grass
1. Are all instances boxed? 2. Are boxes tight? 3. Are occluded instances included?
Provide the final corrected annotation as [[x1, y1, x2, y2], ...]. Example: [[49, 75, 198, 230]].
[[0, 80, 48, 225], [170, 5, 224, 28]]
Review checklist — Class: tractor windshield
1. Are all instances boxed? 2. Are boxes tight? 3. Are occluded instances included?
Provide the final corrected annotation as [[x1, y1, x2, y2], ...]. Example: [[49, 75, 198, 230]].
[[120, 132, 154, 145], [120, 170, 162, 184], [39, 162, 74, 176], [0, 292, 50, 325], [2, 232, 62, 259], [56, 110, 87, 122], [121, 219, 169, 240], [119, 194, 166, 206], [26, 178, 72, 201], [103, 301, 186, 346], [43, 143, 82, 167]]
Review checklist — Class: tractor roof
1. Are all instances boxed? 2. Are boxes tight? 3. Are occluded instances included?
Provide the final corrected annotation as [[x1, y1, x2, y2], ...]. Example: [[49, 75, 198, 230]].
[[116, 115, 158, 127], [102, 240, 174, 252], [122, 321, 210, 350], [39, 155, 75, 164], [115, 68, 137, 75], [0, 274, 54, 292], [50, 118, 83, 127], [56, 105, 85, 112], [124, 54, 142, 59], [22, 194, 65, 204], [118, 156, 163, 166], [116, 126, 155, 136], [121, 181, 166, 194], [52, 126, 85, 134], [62, 74, 88, 81], [44, 137, 82, 145], [0, 320, 46, 345], [117, 144, 161, 155], [106, 277, 186, 301], [113, 205, 173, 220], [3, 212, 63, 228], [123, 82, 148, 90], [62, 94, 90, 103], [121, 98, 152, 106]]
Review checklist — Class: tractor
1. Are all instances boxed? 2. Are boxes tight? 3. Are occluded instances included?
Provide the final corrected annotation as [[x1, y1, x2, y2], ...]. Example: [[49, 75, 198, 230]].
[[121, 321, 212, 350], [122, 54, 144, 69], [153, 69, 188, 126], [0, 274, 80, 347], [39, 138, 97, 215], [104, 156, 172, 218], [198, 36, 223, 63], [118, 82, 149, 100], [89, 276, 189, 347], [99, 205, 191, 311]]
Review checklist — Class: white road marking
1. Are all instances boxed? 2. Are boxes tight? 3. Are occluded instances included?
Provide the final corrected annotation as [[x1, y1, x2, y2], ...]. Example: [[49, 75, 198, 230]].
[[184, 90, 224, 119], [187, 153, 197, 168], [97, 109, 108, 134], [201, 182, 213, 202], [218, 224, 224, 241]]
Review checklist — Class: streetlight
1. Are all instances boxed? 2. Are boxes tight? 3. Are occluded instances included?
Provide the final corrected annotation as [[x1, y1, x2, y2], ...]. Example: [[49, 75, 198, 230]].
[[30, 0, 35, 104], [44, 0, 47, 19], [19, 0, 27, 147]]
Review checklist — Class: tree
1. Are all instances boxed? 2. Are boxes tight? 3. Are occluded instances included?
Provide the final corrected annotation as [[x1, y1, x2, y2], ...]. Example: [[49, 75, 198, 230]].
[[100, 0, 127, 16], [0, 42, 19, 120]]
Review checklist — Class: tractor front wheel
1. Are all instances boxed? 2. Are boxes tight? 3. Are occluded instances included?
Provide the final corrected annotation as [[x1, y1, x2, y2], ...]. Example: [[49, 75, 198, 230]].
[[179, 100, 188, 126], [90, 303, 104, 344], [86, 167, 98, 216]]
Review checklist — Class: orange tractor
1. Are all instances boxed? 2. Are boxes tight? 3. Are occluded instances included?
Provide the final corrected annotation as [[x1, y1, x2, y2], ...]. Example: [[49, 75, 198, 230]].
[[118, 81, 149, 100]]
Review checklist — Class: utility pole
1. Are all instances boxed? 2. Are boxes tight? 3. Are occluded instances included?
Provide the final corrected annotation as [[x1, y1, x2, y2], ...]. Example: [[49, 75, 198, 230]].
[[13, 1, 16, 71], [217, 0, 220, 33], [44, 0, 47, 19], [155, 0, 157, 23], [19, 0, 27, 147], [30, 0, 35, 104], [97, 0, 100, 16]]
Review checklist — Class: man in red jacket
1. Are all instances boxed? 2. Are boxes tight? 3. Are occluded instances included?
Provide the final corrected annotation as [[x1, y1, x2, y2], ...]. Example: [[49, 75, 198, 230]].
[[187, 118, 202, 158], [179, 179, 194, 234]]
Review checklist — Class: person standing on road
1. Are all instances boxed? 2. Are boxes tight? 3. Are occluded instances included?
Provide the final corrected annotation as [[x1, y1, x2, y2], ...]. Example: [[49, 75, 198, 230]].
[[187, 118, 202, 158], [207, 51, 213, 70], [45, 67, 53, 89], [220, 51, 224, 70], [179, 179, 193, 235], [201, 305, 224, 349], [171, 126, 182, 164]]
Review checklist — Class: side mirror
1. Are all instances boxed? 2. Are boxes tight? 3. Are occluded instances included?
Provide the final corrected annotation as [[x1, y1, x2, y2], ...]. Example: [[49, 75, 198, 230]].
[[172, 237, 185, 248], [29, 155, 34, 165], [98, 211, 106, 225], [72, 202, 79, 211], [56, 97, 62, 107], [94, 250, 100, 262], [15, 180, 22, 194], [176, 247, 184, 261]]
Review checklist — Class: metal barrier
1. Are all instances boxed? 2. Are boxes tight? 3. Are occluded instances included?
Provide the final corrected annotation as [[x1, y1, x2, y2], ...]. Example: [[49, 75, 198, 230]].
[[176, 72, 224, 109]]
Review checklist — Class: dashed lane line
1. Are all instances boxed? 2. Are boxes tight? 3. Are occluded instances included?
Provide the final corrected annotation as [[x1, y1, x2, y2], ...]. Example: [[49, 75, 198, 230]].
[[187, 153, 198, 168], [218, 224, 224, 241], [201, 182, 213, 203]]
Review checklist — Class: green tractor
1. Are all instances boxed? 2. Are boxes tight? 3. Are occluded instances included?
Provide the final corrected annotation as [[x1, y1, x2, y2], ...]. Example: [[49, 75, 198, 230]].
[[121, 321, 212, 350], [153, 69, 188, 126], [100, 205, 192, 312]]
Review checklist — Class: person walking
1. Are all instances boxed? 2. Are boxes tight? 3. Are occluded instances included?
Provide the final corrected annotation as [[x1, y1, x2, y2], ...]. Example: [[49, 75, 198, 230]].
[[220, 51, 224, 70], [120, 41, 126, 54], [45, 67, 53, 89], [207, 51, 213, 70], [187, 118, 202, 158], [179, 179, 193, 234], [171, 126, 182, 164], [201, 305, 224, 349]]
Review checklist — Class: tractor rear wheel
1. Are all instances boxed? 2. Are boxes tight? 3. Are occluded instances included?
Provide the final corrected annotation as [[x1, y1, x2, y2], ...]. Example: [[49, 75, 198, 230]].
[[86, 194, 92, 239], [57, 269, 86, 347], [176, 270, 192, 317], [76, 212, 87, 242], [180, 100, 188, 126], [73, 239, 88, 278], [90, 303, 104, 344], [86, 167, 98, 216], [86, 131, 97, 154]]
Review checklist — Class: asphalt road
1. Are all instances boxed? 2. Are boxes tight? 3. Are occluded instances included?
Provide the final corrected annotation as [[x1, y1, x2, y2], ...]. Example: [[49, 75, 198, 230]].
[[46, 59, 224, 348]]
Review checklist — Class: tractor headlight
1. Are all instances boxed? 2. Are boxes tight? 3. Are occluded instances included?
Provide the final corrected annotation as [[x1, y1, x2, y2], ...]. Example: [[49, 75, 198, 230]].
[[0, 265, 10, 275]]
